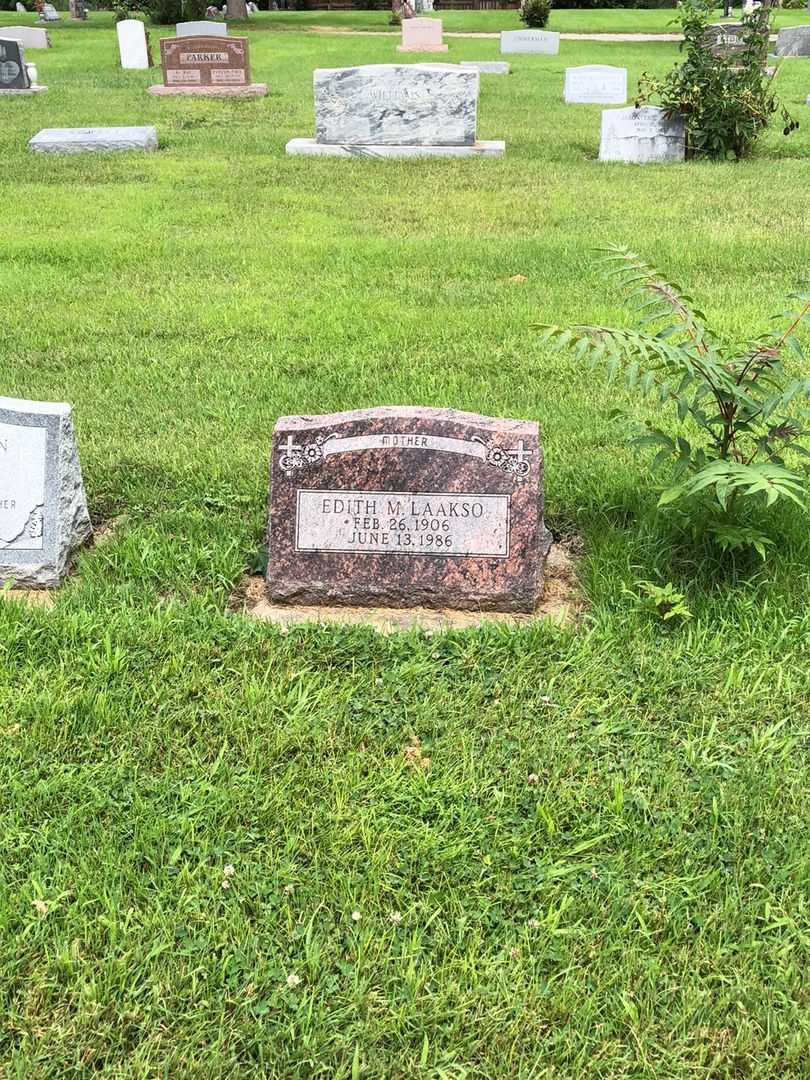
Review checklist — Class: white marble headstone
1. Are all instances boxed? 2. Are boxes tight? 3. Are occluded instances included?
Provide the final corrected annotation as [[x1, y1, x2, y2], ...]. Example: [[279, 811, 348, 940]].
[[313, 63, 479, 146], [176, 20, 228, 37], [599, 105, 685, 164], [500, 29, 559, 55], [0, 397, 92, 588], [564, 65, 627, 105], [117, 19, 151, 69], [0, 26, 50, 49]]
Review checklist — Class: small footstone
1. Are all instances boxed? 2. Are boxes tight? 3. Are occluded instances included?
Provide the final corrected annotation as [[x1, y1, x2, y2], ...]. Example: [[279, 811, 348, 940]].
[[29, 127, 158, 153], [0, 397, 92, 589], [266, 406, 552, 613], [460, 60, 510, 74]]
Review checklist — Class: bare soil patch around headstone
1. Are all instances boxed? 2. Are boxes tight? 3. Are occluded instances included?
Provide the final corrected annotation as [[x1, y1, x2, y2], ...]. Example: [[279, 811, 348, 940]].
[[231, 538, 583, 633]]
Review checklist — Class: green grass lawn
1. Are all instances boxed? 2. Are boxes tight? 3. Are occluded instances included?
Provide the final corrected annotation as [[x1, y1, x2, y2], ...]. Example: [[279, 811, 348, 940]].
[[2, 16, 810, 1079]]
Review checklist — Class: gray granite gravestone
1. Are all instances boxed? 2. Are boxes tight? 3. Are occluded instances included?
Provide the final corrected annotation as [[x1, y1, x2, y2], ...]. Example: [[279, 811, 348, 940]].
[[29, 127, 158, 153], [500, 29, 560, 55], [775, 26, 810, 56], [702, 22, 748, 58], [0, 37, 30, 91], [266, 407, 552, 613], [0, 397, 92, 588], [286, 64, 505, 159], [599, 105, 685, 164]]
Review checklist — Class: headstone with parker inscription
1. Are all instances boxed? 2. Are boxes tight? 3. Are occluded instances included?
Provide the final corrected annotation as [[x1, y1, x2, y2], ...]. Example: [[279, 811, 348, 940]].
[[266, 407, 551, 612], [0, 397, 92, 588], [149, 34, 266, 96]]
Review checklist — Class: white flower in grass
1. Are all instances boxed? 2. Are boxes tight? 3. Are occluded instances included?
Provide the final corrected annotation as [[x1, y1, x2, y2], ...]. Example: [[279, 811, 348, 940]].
[[283, 883, 294, 895], [286, 973, 301, 989], [223, 864, 235, 877], [389, 911, 403, 926], [527, 918, 540, 930], [351, 910, 361, 922]]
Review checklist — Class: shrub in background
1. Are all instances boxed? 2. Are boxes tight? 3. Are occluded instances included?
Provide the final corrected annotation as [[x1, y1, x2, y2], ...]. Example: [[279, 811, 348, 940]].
[[637, 0, 796, 160], [520, 0, 550, 28], [540, 246, 810, 561]]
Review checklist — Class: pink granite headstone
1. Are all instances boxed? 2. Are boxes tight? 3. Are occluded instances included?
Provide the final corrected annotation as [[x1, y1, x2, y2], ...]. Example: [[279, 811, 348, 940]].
[[397, 17, 448, 53], [266, 407, 551, 612]]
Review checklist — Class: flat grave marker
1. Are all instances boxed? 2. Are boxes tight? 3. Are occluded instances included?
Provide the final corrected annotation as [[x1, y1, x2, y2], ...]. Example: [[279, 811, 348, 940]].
[[29, 126, 158, 153]]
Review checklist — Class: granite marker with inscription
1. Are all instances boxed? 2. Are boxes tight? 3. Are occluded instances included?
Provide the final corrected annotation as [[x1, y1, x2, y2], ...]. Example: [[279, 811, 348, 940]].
[[148, 34, 266, 97], [266, 407, 551, 612], [0, 397, 92, 588]]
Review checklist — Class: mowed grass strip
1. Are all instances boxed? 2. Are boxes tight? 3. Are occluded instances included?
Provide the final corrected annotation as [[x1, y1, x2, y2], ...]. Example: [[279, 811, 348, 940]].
[[1, 19, 810, 1079]]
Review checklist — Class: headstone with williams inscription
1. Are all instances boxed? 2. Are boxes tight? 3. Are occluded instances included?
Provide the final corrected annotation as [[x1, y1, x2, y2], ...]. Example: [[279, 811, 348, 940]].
[[286, 63, 505, 158], [0, 397, 92, 588], [266, 407, 551, 612]]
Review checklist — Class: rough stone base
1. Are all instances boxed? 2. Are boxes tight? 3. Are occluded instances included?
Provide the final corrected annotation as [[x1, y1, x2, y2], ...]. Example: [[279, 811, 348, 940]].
[[0, 85, 47, 95], [29, 126, 158, 153], [234, 543, 581, 633], [460, 60, 510, 74], [147, 83, 267, 97], [286, 138, 505, 158], [396, 44, 448, 52]]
